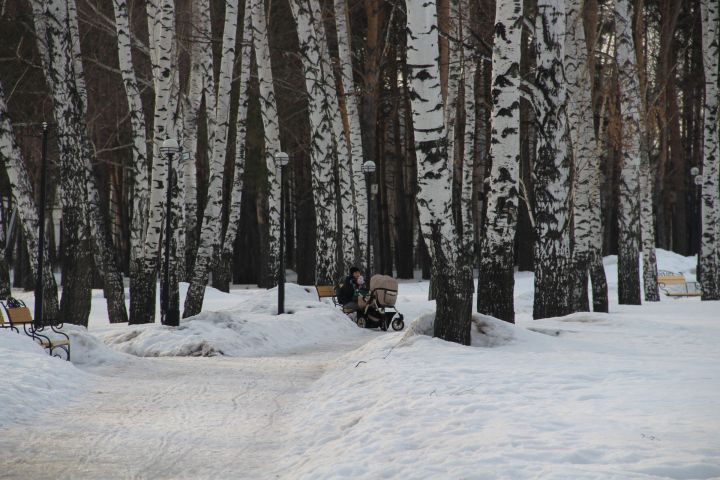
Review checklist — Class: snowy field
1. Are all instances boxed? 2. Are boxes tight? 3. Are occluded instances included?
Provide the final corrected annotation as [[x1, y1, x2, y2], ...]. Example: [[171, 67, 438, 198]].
[[1, 249, 719, 479]]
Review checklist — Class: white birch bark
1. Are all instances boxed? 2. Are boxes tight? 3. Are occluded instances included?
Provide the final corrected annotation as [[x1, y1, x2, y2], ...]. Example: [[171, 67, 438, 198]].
[[476, 0, 523, 322], [639, 135, 659, 302], [290, 0, 339, 283], [181, 0, 215, 275], [144, 0, 178, 265], [614, 0, 642, 305], [112, 0, 149, 269], [183, 0, 239, 317], [31, 0, 94, 325], [333, 0, 367, 266], [445, 0, 461, 176], [65, 0, 129, 323], [531, 0, 572, 319], [219, 4, 253, 273], [249, 0, 284, 287], [565, 0, 608, 311], [459, 0, 475, 258], [310, 0, 354, 272], [700, 0, 720, 300], [0, 81, 59, 316], [406, 2, 472, 344]]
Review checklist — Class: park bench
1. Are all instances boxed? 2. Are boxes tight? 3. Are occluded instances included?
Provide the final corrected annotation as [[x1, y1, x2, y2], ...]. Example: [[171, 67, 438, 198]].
[[0, 299, 71, 360], [657, 270, 701, 298], [314, 284, 355, 313]]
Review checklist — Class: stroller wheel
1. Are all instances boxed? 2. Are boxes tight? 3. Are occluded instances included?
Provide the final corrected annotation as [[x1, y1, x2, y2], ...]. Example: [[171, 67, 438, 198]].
[[391, 316, 404, 331], [356, 316, 367, 328]]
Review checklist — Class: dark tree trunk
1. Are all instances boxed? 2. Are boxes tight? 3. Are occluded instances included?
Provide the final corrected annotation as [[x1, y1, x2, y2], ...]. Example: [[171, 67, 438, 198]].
[[129, 259, 156, 324], [590, 251, 609, 312], [59, 219, 92, 327]]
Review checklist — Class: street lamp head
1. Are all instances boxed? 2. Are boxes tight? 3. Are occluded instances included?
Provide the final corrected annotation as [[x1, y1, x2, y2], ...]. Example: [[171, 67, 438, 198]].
[[160, 138, 180, 156], [690, 166, 700, 176], [694, 175, 703, 186], [275, 151, 289, 167], [362, 160, 376, 174]]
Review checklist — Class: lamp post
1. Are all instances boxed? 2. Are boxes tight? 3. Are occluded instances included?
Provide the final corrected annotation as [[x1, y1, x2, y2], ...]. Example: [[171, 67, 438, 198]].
[[160, 138, 180, 326], [361, 160, 376, 279], [35, 122, 49, 328], [276, 151, 290, 315], [690, 166, 702, 257]]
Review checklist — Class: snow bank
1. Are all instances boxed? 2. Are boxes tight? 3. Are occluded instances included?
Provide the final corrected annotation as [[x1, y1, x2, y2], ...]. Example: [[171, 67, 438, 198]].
[[61, 324, 140, 369], [281, 296, 720, 479], [96, 284, 367, 357], [0, 330, 90, 427]]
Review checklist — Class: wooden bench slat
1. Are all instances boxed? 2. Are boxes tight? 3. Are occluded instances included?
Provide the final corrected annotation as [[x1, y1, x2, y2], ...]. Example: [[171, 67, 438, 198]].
[[315, 285, 337, 298], [7, 307, 33, 324], [39, 338, 71, 347]]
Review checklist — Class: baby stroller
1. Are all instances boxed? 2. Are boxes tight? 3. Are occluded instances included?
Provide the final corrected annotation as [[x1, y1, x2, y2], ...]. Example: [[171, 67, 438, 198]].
[[356, 274, 405, 331]]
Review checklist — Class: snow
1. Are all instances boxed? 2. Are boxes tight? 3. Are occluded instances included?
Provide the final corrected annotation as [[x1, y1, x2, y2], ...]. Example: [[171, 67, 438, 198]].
[[1, 249, 719, 479]]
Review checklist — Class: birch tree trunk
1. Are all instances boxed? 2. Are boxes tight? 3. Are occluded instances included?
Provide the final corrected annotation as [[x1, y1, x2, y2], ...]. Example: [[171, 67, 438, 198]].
[[406, 2, 472, 344], [137, 0, 180, 323], [333, 0, 366, 267], [531, 0, 572, 319], [212, 3, 253, 292], [459, 0, 475, 263], [183, 0, 239, 317], [31, 0, 93, 326], [700, 0, 720, 300], [290, 0, 339, 283], [182, 0, 216, 276], [310, 0, 354, 274], [565, 0, 608, 312], [0, 82, 60, 315], [112, 0, 152, 323], [614, 0, 642, 305], [66, 0, 128, 323], [476, 0, 523, 322], [639, 135, 659, 301]]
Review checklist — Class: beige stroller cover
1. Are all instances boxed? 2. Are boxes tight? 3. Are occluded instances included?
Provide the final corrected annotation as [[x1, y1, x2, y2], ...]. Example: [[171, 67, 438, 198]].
[[369, 274, 398, 306]]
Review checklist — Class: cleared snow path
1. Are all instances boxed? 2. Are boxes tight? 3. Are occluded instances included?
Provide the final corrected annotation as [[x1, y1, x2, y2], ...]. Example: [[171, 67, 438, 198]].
[[0, 338, 369, 480]]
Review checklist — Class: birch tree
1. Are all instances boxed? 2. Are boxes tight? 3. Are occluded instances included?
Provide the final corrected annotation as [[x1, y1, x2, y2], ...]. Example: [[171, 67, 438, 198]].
[[30, 0, 95, 325], [700, 0, 720, 300], [184, 0, 239, 317], [477, 0, 523, 322], [250, 0, 285, 287], [290, 0, 339, 283], [406, 2, 473, 344], [182, 0, 216, 275], [565, 0, 608, 312], [66, 0, 129, 323], [459, 0, 475, 264], [213, 4, 253, 292], [614, 0, 642, 305], [112, 0, 151, 322], [309, 0, 354, 273], [133, 0, 180, 323], [333, 0, 367, 267], [531, 0, 573, 319], [0, 82, 59, 316]]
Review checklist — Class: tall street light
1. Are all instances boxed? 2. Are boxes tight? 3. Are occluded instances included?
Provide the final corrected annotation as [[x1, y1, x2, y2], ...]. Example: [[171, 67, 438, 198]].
[[35, 122, 49, 329], [691, 166, 702, 257], [361, 160, 376, 279], [276, 151, 290, 315], [160, 138, 180, 326]]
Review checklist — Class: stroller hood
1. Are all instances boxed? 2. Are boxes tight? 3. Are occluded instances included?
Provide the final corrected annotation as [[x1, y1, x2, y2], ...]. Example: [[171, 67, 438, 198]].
[[370, 274, 398, 306]]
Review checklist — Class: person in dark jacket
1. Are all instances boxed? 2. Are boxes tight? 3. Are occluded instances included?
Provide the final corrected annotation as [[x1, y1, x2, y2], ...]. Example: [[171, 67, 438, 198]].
[[337, 266, 366, 311]]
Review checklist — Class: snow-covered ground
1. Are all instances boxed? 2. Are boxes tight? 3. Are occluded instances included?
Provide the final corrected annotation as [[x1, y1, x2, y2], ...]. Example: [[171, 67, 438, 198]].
[[1, 249, 719, 479]]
